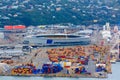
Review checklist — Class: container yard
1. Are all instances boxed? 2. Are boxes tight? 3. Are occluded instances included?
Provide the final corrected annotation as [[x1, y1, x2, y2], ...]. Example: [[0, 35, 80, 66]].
[[0, 23, 119, 78]]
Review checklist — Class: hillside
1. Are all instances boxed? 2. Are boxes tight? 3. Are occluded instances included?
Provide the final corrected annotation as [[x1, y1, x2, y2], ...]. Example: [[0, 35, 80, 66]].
[[0, 0, 120, 27]]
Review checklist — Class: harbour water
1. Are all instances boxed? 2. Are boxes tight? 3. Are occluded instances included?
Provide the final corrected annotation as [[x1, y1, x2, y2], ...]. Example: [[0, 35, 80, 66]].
[[0, 62, 120, 80]]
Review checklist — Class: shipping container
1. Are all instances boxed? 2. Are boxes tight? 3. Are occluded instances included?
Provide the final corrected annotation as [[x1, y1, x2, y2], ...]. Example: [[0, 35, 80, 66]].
[[4, 26, 13, 30], [60, 62, 71, 67], [13, 25, 26, 29], [42, 63, 63, 74], [4, 25, 26, 30]]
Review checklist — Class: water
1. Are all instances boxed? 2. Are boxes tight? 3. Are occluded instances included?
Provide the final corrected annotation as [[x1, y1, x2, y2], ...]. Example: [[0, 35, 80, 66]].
[[0, 62, 120, 80]]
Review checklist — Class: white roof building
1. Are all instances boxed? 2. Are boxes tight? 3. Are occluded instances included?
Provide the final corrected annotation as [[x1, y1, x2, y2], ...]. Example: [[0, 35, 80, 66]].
[[0, 63, 11, 73], [101, 30, 111, 39]]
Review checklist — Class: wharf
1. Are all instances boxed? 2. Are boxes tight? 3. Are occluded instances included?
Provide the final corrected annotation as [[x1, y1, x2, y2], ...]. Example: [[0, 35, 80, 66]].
[[3, 73, 108, 78], [6, 45, 110, 78]]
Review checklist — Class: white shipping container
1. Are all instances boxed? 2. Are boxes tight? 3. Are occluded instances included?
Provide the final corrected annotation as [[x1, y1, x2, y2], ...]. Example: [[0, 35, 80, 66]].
[[60, 61, 71, 67]]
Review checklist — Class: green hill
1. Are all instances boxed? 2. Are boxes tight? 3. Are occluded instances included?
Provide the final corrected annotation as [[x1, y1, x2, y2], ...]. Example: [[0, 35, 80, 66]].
[[0, 0, 120, 27]]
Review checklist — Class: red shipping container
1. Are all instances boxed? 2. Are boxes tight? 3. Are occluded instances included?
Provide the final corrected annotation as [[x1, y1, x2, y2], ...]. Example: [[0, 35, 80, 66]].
[[13, 25, 26, 29], [59, 56, 66, 58], [4, 26, 13, 30], [4, 25, 26, 30], [64, 66, 70, 68]]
